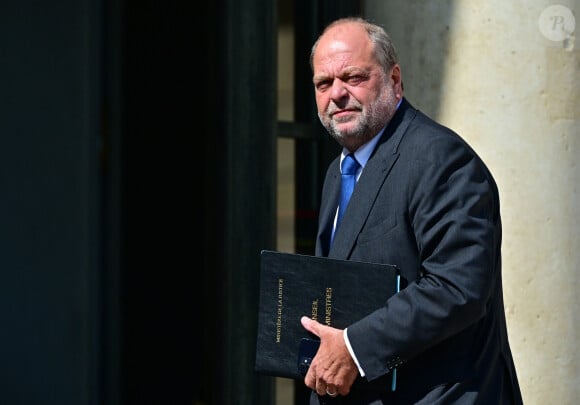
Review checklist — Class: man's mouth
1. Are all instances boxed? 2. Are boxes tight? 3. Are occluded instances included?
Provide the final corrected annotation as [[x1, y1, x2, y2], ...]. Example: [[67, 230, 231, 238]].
[[331, 109, 357, 121]]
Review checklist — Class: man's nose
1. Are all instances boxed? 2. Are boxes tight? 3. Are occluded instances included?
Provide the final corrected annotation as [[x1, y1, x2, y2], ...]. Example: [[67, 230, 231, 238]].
[[330, 79, 348, 101]]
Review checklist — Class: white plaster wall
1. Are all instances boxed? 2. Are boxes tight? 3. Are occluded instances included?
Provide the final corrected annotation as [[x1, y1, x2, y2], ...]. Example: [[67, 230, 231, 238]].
[[364, 1, 579, 403]]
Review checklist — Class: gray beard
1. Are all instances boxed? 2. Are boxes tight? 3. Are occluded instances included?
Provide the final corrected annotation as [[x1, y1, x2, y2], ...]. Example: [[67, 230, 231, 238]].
[[321, 92, 398, 148]]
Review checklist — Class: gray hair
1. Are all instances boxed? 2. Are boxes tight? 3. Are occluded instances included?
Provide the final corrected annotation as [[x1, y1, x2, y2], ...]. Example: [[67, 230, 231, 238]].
[[309, 17, 399, 74]]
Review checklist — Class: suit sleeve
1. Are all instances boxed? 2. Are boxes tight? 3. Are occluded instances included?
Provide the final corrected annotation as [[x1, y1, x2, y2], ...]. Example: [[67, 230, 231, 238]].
[[346, 125, 500, 382]]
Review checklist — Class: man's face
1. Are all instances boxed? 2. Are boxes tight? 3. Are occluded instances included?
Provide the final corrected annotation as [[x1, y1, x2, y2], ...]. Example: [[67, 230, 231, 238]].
[[312, 23, 401, 151]]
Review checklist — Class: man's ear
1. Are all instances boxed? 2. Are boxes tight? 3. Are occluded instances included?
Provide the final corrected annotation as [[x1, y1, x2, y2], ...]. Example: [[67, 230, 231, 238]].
[[391, 64, 404, 94]]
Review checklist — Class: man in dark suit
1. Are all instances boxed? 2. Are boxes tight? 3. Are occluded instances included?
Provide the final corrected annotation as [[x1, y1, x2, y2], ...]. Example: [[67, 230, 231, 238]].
[[300, 17, 524, 404]]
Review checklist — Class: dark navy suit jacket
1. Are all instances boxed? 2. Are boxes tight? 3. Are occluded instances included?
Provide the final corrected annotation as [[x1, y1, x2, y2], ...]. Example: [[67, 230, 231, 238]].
[[311, 99, 523, 404]]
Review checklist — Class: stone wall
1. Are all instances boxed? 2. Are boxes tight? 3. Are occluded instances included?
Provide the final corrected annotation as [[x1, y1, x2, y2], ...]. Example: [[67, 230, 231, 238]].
[[364, 1, 580, 403]]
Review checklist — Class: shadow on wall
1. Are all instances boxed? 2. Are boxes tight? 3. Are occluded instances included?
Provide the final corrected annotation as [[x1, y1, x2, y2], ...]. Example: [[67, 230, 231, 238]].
[[363, 0, 455, 118]]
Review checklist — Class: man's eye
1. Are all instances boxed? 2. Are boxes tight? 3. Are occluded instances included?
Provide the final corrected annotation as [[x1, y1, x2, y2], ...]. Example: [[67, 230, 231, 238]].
[[347, 75, 364, 85], [316, 81, 331, 91]]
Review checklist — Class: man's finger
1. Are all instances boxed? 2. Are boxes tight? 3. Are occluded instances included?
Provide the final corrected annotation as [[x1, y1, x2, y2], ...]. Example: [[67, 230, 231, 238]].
[[301, 316, 321, 336]]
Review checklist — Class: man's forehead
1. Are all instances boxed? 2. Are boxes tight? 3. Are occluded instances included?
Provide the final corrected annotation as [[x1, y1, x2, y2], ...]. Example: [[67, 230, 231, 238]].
[[313, 45, 375, 76]]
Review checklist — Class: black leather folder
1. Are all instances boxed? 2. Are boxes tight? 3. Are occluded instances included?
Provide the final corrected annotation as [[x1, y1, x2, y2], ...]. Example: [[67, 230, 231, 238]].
[[254, 250, 399, 380]]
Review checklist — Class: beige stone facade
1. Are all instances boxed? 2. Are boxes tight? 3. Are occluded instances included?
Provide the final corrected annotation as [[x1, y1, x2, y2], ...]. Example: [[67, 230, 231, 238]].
[[364, 1, 579, 403]]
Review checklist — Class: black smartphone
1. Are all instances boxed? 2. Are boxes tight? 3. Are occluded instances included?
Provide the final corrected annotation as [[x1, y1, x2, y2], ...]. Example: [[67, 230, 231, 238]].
[[297, 338, 320, 376]]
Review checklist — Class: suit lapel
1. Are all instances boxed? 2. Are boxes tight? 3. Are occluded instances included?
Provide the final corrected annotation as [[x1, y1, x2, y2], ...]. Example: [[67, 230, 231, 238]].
[[316, 157, 341, 256]]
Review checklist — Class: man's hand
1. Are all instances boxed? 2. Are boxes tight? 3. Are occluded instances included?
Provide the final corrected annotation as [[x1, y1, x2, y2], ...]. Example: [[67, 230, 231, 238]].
[[301, 316, 359, 397]]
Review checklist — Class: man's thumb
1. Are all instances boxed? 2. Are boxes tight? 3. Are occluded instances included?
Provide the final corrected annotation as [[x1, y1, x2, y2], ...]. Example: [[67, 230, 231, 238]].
[[301, 316, 321, 337]]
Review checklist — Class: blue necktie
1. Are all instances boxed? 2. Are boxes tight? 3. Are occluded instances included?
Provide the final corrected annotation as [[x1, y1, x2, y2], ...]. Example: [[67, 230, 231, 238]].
[[335, 153, 360, 234]]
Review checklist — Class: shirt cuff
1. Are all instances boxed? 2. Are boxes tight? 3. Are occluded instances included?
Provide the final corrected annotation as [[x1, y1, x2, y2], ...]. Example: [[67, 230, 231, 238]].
[[343, 328, 365, 377]]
